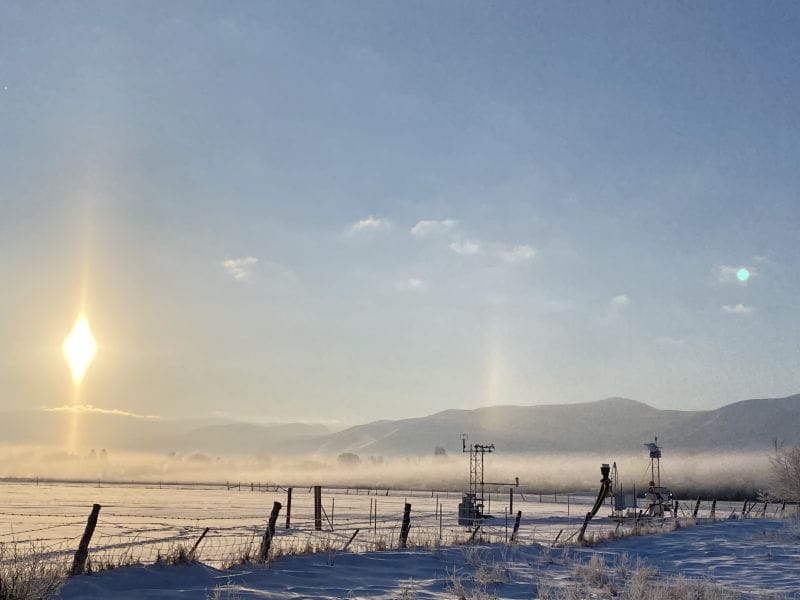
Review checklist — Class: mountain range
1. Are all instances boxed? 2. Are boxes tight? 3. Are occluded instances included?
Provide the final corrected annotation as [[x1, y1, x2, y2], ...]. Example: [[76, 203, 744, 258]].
[[3, 393, 798, 457]]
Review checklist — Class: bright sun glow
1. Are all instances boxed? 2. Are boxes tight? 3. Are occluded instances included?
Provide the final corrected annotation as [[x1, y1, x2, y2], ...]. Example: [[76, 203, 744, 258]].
[[63, 314, 97, 385]]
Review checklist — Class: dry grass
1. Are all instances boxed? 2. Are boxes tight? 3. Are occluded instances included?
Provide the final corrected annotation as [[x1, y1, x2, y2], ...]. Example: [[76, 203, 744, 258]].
[[0, 543, 65, 600], [535, 553, 783, 600], [577, 517, 695, 547], [206, 584, 242, 600]]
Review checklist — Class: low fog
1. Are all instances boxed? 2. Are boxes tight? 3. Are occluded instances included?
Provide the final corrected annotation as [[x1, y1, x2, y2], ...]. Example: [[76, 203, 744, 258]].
[[0, 445, 774, 499]]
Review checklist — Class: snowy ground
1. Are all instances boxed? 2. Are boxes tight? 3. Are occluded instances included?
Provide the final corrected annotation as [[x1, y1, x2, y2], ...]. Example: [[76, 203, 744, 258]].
[[57, 519, 800, 599], [2, 481, 795, 598], [0, 481, 639, 565]]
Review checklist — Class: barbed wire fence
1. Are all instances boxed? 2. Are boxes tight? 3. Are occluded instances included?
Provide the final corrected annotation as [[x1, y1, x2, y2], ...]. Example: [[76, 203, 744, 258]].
[[0, 481, 771, 575]]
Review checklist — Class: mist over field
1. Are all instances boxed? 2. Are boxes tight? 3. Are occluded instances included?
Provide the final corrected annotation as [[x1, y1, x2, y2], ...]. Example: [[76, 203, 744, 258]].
[[0, 444, 772, 499]]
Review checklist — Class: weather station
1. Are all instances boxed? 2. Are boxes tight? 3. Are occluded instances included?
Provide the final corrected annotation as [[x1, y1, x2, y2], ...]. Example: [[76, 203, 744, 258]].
[[458, 434, 519, 527]]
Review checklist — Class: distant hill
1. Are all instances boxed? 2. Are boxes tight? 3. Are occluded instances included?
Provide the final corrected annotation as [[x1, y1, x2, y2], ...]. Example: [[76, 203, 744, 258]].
[[281, 394, 800, 457], [0, 409, 328, 456], [3, 393, 799, 457]]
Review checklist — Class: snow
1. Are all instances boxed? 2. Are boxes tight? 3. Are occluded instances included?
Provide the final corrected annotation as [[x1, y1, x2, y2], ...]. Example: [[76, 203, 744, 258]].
[[58, 520, 800, 599], [2, 481, 796, 598]]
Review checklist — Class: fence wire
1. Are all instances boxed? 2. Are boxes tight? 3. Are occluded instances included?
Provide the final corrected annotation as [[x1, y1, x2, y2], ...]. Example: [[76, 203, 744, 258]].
[[0, 480, 772, 569]]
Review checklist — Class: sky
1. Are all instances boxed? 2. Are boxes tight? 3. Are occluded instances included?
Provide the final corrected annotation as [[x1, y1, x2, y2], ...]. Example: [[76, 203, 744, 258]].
[[1, 1, 799, 424]]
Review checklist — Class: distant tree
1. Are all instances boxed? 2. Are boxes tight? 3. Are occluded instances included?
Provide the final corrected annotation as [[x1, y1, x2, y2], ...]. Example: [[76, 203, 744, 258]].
[[337, 452, 361, 466], [434, 446, 447, 457], [767, 441, 800, 502], [368, 455, 384, 465]]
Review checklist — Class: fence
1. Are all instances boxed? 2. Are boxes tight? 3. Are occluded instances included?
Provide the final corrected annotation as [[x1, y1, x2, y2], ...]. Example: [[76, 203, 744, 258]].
[[0, 480, 786, 574]]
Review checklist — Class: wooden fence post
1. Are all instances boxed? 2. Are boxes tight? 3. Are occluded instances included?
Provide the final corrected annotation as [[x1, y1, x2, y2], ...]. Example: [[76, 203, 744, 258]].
[[510, 510, 522, 542], [509, 487, 513, 514], [550, 529, 564, 548], [314, 486, 322, 531], [258, 501, 282, 563], [710, 499, 717, 520], [189, 527, 210, 559], [343, 529, 360, 552], [70, 504, 101, 576], [399, 503, 412, 548], [285, 487, 293, 528], [468, 524, 481, 543]]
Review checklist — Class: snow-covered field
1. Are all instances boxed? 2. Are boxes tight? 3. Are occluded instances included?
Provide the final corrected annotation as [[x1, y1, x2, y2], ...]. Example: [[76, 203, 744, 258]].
[[56, 519, 800, 599], [2, 481, 796, 598], [0, 480, 626, 564]]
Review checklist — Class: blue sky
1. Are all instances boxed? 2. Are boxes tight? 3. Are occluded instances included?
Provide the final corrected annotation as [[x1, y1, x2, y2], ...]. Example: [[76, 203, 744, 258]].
[[1, 2, 799, 423]]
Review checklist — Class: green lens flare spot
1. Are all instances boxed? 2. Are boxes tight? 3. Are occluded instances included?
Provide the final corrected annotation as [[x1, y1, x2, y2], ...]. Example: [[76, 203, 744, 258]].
[[736, 268, 750, 282]]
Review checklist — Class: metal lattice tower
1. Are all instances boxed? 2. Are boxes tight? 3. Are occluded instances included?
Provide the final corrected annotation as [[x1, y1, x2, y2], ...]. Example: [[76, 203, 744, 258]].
[[645, 437, 662, 488], [462, 434, 494, 511]]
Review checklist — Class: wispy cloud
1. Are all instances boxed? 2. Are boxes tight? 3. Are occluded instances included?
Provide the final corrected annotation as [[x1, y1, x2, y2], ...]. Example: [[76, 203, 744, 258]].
[[346, 215, 391, 235], [410, 219, 457, 237], [499, 244, 537, 263], [395, 277, 427, 292], [449, 240, 482, 255], [611, 294, 630, 307], [221, 256, 258, 280], [654, 336, 684, 346], [42, 404, 161, 419], [716, 264, 757, 285], [722, 303, 754, 314]]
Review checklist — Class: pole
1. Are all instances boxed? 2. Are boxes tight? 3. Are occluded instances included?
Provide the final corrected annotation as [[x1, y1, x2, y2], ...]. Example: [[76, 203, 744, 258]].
[[510, 510, 522, 542], [258, 501, 282, 563], [314, 486, 322, 531], [399, 503, 412, 548], [188, 527, 209, 559], [70, 504, 102, 576], [285, 487, 293, 528]]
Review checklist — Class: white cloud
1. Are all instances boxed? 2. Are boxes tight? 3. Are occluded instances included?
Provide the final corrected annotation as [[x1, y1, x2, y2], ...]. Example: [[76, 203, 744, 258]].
[[716, 264, 757, 285], [410, 219, 457, 237], [499, 244, 537, 263], [654, 336, 685, 346], [611, 294, 630, 307], [42, 404, 160, 419], [221, 256, 258, 280], [449, 240, 482, 255], [395, 277, 426, 292], [346, 215, 391, 235], [722, 303, 754, 314]]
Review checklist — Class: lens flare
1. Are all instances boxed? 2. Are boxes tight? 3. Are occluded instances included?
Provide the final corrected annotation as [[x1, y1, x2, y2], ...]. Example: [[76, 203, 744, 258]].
[[736, 268, 750, 282], [63, 314, 97, 385]]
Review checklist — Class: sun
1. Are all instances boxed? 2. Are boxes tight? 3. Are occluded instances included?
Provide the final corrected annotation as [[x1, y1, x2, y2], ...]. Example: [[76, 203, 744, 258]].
[[63, 314, 97, 385]]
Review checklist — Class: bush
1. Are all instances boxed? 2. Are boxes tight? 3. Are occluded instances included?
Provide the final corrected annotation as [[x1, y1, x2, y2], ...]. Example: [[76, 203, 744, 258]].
[[0, 543, 65, 600], [767, 442, 800, 502]]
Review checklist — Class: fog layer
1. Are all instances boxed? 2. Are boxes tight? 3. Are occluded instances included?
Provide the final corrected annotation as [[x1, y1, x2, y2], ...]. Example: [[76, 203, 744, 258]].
[[0, 445, 771, 498]]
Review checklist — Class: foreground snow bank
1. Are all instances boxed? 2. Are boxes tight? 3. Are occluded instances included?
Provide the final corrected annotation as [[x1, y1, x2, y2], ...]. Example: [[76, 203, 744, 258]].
[[58, 520, 800, 599]]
